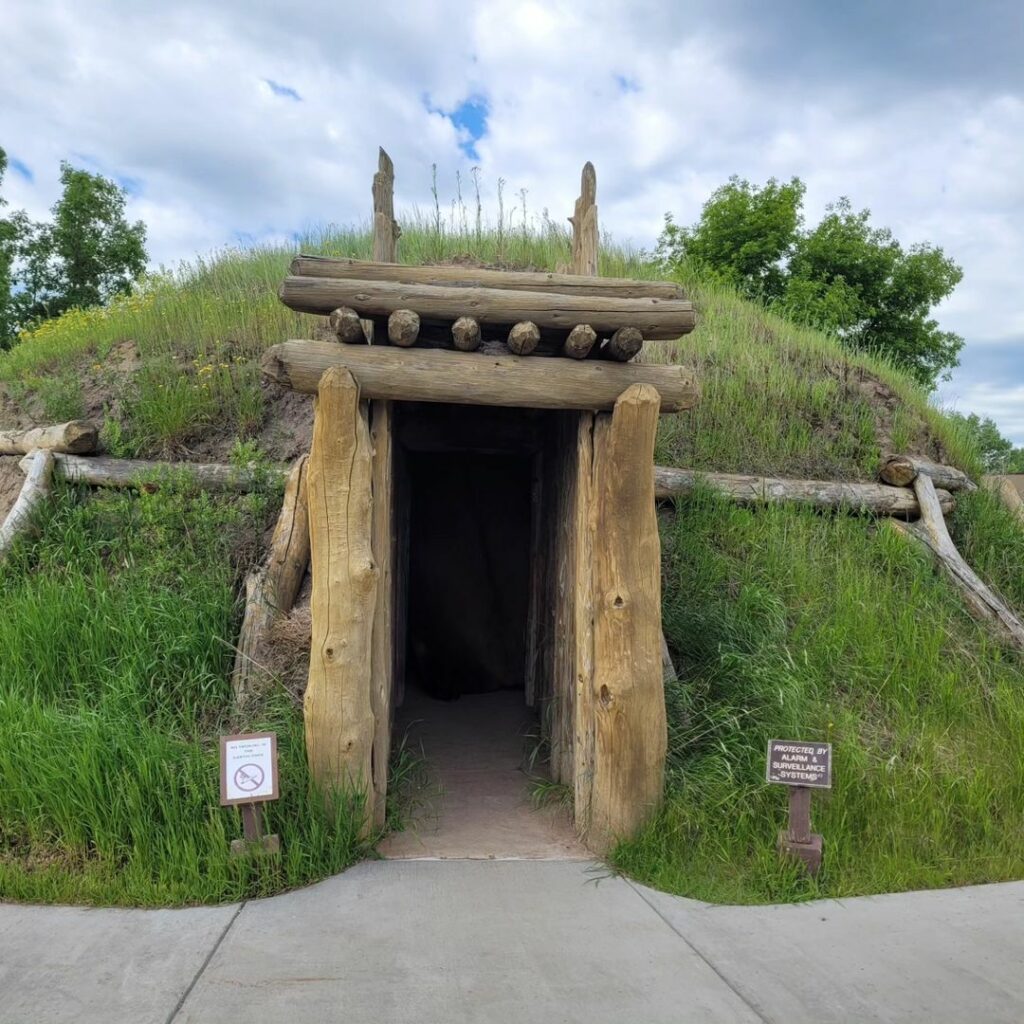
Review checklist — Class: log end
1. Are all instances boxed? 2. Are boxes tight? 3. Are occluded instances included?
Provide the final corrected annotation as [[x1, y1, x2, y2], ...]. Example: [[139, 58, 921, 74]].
[[388, 309, 420, 347], [879, 455, 916, 488], [507, 321, 540, 356], [64, 421, 100, 454], [260, 345, 293, 389]]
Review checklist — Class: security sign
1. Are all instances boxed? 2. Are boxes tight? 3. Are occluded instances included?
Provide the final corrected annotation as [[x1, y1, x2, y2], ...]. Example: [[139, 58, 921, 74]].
[[220, 732, 279, 805], [766, 739, 831, 789]]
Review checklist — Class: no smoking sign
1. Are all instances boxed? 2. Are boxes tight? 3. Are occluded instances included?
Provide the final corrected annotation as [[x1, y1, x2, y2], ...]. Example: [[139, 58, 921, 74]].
[[220, 732, 279, 805]]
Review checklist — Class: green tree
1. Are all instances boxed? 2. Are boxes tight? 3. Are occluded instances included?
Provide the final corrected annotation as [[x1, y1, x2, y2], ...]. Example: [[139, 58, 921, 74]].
[[659, 179, 964, 388], [658, 176, 804, 301], [12, 161, 147, 327], [0, 147, 18, 347], [782, 199, 963, 386], [948, 412, 1014, 473]]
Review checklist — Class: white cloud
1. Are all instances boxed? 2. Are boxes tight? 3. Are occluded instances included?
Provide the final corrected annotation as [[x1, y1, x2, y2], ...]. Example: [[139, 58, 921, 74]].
[[1, 0, 1021, 437]]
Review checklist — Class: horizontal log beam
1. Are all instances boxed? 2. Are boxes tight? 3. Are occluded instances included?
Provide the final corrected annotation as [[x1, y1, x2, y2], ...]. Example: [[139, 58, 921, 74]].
[[279, 277, 696, 340], [879, 454, 976, 492], [290, 255, 685, 300], [29, 452, 287, 491], [261, 341, 699, 413], [0, 421, 98, 455], [653, 465, 953, 516]]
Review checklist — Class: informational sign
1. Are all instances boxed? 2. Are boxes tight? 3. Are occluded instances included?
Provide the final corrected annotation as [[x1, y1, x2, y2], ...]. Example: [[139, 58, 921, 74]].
[[766, 739, 831, 789], [220, 732, 279, 805]]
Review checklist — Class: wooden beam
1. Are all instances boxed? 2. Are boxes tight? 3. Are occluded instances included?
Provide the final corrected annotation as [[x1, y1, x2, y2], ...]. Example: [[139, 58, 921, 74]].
[[371, 148, 400, 263], [570, 162, 599, 277], [0, 450, 54, 560], [305, 367, 379, 827], [369, 401, 395, 831], [262, 341, 699, 413], [0, 421, 98, 456], [654, 466, 953, 516], [290, 255, 685, 300], [879, 454, 976, 492], [231, 456, 310, 707], [590, 384, 666, 846], [278, 277, 696, 340], [889, 475, 1024, 650], [35, 452, 286, 491]]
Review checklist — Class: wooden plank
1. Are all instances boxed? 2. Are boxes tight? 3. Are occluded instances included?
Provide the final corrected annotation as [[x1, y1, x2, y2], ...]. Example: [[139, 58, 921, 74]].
[[0, 421, 98, 455], [572, 412, 596, 833], [231, 455, 310, 707], [305, 367, 379, 828], [278, 277, 696, 340], [590, 384, 666, 847], [262, 341, 699, 413], [0, 450, 54, 560], [369, 401, 395, 830], [372, 148, 400, 263], [879, 454, 976, 492], [570, 162, 599, 277], [654, 465, 954, 516], [290, 255, 685, 300]]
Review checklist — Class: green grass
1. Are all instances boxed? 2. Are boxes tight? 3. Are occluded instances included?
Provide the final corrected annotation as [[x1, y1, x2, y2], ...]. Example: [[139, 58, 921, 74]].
[[611, 492, 1024, 903], [0, 479, 370, 906], [0, 215, 1021, 907]]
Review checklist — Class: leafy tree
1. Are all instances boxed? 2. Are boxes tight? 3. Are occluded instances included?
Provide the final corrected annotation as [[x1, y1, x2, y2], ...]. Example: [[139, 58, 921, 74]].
[[0, 147, 18, 347], [948, 412, 1017, 473], [659, 179, 964, 388], [658, 176, 804, 301], [14, 162, 146, 326]]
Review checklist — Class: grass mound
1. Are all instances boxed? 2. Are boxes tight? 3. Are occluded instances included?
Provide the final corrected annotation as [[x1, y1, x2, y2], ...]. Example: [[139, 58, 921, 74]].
[[0, 222, 1021, 906]]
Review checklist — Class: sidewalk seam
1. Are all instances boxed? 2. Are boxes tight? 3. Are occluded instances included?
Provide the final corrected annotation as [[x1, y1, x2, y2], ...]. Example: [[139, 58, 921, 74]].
[[165, 900, 246, 1024], [622, 879, 772, 1024]]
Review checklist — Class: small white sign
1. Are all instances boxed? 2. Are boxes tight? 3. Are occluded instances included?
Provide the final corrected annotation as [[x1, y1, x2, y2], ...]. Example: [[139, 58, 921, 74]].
[[220, 732, 279, 805]]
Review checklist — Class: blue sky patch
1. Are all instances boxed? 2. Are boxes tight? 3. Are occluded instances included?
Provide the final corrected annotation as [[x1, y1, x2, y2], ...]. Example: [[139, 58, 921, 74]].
[[8, 156, 33, 182], [424, 94, 489, 160], [265, 79, 302, 101], [615, 74, 640, 94]]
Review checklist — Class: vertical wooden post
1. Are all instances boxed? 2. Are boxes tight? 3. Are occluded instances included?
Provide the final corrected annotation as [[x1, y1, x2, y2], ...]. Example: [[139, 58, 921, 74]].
[[589, 384, 666, 847], [372, 147, 401, 263], [369, 400, 395, 830], [305, 367, 379, 829], [569, 162, 599, 276], [572, 412, 596, 831], [788, 787, 812, 845]]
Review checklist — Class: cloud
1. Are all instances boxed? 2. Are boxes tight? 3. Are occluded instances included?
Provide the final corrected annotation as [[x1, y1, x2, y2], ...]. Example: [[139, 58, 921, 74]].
[[0, 0, 1020, 438]]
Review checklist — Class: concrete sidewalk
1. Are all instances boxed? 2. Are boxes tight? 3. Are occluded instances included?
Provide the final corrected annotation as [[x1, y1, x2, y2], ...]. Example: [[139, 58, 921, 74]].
[[1, 862, 1022, 1023]]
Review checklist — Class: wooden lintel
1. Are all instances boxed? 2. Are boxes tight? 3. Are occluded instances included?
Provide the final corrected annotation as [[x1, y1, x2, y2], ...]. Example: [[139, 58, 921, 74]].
[[262, 341, 699, 413]]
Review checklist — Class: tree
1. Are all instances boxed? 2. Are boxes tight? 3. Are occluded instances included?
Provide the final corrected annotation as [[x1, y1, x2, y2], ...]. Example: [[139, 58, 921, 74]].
[[659, 179, 964, 388], [948, 412, 1017, 474], [0, 147, 17, 347], [14, 162, 146, 326], [658, 176, 804, 301]]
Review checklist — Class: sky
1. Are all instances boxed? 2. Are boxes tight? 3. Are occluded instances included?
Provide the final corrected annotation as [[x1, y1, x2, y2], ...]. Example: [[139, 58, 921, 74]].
[[1, 0, 1022, 440]]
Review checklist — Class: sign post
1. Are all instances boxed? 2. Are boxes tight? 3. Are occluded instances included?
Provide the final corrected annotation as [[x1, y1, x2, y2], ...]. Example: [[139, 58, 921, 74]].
[[766, 739, 831, 876], [220, 732, 281, 858]]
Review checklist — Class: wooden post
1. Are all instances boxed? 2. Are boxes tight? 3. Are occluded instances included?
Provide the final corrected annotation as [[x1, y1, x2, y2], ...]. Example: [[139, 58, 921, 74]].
[[569, 162, 599, 276], [777, 787, 822, 875], [369, 401, 395, 831], [305, 367, 379, 828], [0, 450, 55, 561], [372, 148, 400, 263], [589, 384, 666, 846]]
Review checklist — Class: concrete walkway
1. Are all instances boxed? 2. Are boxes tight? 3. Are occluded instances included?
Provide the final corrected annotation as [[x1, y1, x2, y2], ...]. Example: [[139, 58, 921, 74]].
[[2, 862, 1022, 1023]]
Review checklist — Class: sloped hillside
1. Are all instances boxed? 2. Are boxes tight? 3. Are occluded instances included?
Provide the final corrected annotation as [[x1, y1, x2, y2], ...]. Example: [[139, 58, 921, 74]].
[[1, 227, 1022, 906]]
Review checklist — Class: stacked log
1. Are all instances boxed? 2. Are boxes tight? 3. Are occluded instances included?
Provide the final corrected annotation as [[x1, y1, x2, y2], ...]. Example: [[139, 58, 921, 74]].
[[0, 421, 98, 455]]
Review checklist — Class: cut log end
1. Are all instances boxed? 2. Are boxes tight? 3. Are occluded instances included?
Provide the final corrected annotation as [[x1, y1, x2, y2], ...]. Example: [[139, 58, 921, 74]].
[[507, 321, 540, 356], [328, 306, 367, 345], [603, 327, 643, 362], [388, 309, 420, 347], [451, 316, 482, 352], [564, 324, 597, 360]]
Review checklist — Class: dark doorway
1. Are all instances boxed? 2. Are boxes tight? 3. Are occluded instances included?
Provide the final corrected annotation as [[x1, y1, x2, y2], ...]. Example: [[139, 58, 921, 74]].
[[405, 450, 532, 701]]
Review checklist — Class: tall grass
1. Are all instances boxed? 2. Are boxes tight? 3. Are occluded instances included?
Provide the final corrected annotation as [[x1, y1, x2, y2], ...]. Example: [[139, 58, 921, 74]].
[[613, 491, 1024, 903], [0, 481, 369, 906]]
